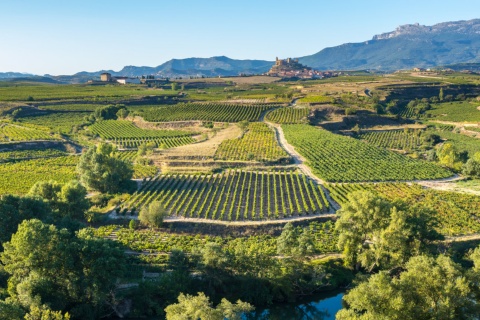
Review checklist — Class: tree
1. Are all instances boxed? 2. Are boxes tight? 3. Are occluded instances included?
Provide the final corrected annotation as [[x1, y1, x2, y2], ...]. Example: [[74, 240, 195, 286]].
[[436, 143, 463, 170], [25, 305, 70, 320], [171, 83, 178, 91], [335, 191, 391, 268], [138, 201, 167, 228], [77, 144, 133, 193], [92, 105, 123, 121], [164, 292, 253, 320], [30, 180, 90, 220], [1, 220, 126, 319], [0, 300, 24, 320], [462, 152, 480, 178], [337, 255, 474, 320], [277, 223, 314, 257], [116, 108, 129, 119], [29, 180, 89, 220], [0, 195, 51, 248], [335, 191, 441, 271], [439, 87, 444, 101]]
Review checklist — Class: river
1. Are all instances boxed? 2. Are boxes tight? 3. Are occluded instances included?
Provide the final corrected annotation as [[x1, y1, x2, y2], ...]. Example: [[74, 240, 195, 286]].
[[244, 290, 344, 320]]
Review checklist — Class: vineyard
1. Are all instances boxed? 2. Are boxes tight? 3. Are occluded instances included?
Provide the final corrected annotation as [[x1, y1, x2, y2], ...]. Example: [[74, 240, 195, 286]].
[[298, 95, 335, 104], [94, 220, 339, 261], [140, 103, 275, 122], [357, 129, 424, 151], [265, 107, 310, 124], [0, 148, 68, 162], [214, 123, 290, 162], [430, 129, 480, 157], [113, 136, 196, 149], [90, 120, 196, 140], [18, 112, 90, 134], [327, 182, 480, 236], [119, 170, 331, 221], [282, 124, 452, 182], [0, 123, 55, 142], [0, 156, 78, 194], [425, 101, 480, 122]]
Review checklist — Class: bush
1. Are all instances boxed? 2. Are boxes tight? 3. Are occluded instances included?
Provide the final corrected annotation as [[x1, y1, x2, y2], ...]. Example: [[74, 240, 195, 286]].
[[139, 201, 167, 228]]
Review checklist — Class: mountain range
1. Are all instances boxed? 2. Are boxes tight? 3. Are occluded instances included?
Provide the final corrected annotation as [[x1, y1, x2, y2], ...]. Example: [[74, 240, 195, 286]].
[[2, 19, 480, 82]]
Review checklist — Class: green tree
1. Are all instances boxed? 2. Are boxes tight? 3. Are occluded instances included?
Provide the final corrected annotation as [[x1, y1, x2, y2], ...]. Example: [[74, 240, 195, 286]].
[[164, 292, 253, 320], [1, 220, 126, 319], [0, 300, 24, 320], [277, 223, 314, 257], [462, 152, 480, 178], [337, 255, 474, 320], [92, 105, 123, 121], [436, 143, 463, 170], [29, 180, 89, 220], [25, 305, 70, 320], [77, 144, 133, 193], [171, 83, 178, 91], [0, 195, 51, 248], [138, 201, 167, 228], [439, 87, 444, 101], [335, 191, 440, 271], [115, 108, 129, 119], [335, 191, 391, 269]]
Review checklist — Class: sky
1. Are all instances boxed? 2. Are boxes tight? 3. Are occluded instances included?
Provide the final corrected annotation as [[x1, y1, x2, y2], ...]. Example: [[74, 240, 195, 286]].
[[1, 0, 479, 75]]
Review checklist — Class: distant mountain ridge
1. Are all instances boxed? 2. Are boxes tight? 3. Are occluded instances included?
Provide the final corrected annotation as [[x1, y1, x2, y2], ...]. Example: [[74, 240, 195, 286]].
[[3, 19, 480, 82], [299, 19, 480, 71], [61, 56, 273, 82]]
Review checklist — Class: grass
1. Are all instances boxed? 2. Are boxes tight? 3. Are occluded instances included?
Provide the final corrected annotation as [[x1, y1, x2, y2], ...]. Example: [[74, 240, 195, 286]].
[[0, 83, 177, 101]]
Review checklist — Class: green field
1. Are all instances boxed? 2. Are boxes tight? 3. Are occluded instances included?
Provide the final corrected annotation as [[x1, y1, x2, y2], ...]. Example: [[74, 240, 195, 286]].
[[426, 101, 480, 122], [0, 148, 68, 161], [214, 123, 289, 162], [0, 83, 177, 101], [120, 170, 331, 221], [0, 122, 56, 142], [327, 182, 480, 236], [283, 124, 452, 182], [357, 129, 424, 151], [17, 112, 90, 134], [0, 156, 78, 194], [140, 103, 274, 122], [265, 107, 310, 124], [89, 120, 196, 139]]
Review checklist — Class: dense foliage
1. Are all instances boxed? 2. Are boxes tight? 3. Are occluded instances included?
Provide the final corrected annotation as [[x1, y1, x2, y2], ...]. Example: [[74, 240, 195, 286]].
[[77, 144, 133, 193]]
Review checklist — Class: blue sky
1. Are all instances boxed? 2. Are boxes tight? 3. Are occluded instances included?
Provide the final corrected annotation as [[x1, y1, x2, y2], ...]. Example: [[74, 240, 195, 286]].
[[1, 0, 479, 75]]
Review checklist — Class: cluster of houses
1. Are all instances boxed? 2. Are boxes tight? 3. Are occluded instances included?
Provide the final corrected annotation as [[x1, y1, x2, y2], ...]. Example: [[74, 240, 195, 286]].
[[98, 73, 140, 84], [266, 57, 338, 79]]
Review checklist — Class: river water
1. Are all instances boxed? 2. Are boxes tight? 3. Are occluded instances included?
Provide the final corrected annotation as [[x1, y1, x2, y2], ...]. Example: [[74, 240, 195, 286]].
[[245, 291, 344, 320]]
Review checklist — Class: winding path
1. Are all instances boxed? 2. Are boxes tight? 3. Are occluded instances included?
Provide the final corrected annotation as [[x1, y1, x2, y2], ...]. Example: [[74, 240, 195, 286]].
[[263, 103, 341, 211]]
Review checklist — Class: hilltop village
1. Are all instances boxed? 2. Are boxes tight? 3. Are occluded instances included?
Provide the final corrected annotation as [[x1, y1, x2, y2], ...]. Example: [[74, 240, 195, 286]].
[[266, 57, 337, 79]]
